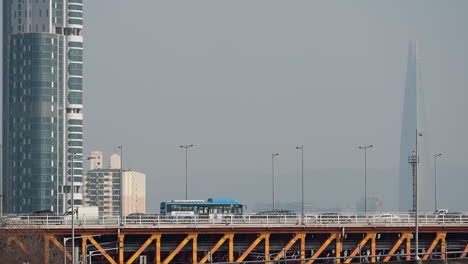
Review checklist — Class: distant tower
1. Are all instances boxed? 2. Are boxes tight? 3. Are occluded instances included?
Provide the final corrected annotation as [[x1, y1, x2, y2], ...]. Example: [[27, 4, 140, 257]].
[[399, 42, 431, 212], [398, 42, 418, 212]]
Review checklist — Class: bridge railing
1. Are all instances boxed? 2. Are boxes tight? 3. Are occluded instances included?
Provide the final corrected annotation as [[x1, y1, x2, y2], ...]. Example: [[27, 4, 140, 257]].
[[1, 212, 468, 227]]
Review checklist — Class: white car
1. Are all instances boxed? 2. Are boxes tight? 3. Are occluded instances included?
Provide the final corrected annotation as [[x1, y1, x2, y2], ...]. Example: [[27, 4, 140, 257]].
[[378, 214, 400, 221]]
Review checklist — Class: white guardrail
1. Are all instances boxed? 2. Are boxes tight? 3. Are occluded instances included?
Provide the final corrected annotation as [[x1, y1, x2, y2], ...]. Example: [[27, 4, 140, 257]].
[[1, 213, 468, 227]]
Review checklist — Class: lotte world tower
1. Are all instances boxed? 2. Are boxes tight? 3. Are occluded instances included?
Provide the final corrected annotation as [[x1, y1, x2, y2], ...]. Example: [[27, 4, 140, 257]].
[[399, 41, 432, 213]]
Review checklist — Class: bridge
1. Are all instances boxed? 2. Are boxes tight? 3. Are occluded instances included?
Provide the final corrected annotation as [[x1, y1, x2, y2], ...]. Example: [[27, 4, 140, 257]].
[[1, 213, 468, 264]]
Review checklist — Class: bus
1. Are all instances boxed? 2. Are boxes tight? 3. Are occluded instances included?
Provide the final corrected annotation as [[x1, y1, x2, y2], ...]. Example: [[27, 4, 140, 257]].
[[160, 198, 244, 216]]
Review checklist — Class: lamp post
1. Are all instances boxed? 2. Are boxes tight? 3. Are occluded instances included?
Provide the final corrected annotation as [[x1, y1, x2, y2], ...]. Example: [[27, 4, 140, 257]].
[[69, 155, 95, 264], [433, 153, 442, 212], [271, 153, 279, 210], [358, 144, 373, 215], [0, 144, 3, 217], [64, 234, 100, 264], [296, 146, 304, 221], [409, 129, 423, 260], [88, 247, 120, 264], [84, 241, 118, 264], [117, 145, 123, 223], [180, 145, 194, 200]]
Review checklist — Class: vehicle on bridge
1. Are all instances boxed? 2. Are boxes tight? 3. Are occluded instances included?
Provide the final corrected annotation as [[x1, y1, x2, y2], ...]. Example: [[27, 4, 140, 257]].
[[160, 198, 244, 218]]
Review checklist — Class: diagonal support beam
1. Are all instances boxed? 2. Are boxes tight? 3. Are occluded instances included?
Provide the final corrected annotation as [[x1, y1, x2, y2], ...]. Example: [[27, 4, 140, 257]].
[[460, 242, 468, 258], [47, 235, 72, 260], [126, 234, 161, 264], [344, 233, 376, 264], [236, 234, 267, 262], [8, 236, 29, 255], [273, 233, 305, 261], [306, 233, 339, 264], [382, 233, 411, 262], [422, 232, 446, 260], [199, 234, 234, 263], [162, 234, 197, 264], [88, 236, 118, 264]]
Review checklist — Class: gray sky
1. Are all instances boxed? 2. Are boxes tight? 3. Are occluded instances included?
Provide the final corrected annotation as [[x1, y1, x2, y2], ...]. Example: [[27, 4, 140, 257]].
[[8, 1, 468, 213]]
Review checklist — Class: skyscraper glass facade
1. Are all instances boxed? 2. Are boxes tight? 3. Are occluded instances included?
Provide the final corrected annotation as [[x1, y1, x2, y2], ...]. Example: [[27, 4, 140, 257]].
[[3, 0, 84, 214]]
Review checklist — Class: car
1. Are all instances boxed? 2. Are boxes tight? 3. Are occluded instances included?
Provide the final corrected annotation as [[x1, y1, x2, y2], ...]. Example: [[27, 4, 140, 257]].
[[436, 212, 463, 223], [20, 210, 62, 224], [253, 210, 298, 224], [255, 209, 297, 216], [434, 209, 449, 216], [318, 213, 351, 223], [125, 213, 156, 224], [377, 214, 400, 222]]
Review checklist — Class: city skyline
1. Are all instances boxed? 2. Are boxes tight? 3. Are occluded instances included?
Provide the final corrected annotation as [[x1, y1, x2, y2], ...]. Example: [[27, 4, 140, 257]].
[[2, 1, 468, 214]]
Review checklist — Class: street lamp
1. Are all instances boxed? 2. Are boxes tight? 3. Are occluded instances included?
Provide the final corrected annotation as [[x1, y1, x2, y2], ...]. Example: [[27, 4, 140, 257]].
[[433, 153, 442, 211], [87, 247, 120, 264], [358, 144, 373, 215], [85, 241, 119, 264], [64, 234, 100, 264], [296, 146, 304, 221], [117, 145, 123, 223], [180, 145, 194, 200], [271, 153, 279, 210], [410, 129, 423, 260], [69, 154, 95, 264]]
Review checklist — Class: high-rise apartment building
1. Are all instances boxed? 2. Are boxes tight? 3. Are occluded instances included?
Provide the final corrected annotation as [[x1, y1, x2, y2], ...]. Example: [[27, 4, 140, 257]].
[[3, 0, 84, 214], [83, 152, 146, 216]]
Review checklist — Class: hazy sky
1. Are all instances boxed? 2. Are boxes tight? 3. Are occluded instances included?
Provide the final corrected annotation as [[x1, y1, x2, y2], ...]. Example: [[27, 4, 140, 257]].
[[5, 1, 468, 212]]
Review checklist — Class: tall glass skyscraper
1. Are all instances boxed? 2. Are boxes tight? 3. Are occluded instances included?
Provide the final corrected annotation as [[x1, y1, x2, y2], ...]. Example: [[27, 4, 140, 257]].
[[2, 0, 84, 214], [399, 41, 431, 212], [398, 42, 418, 212]]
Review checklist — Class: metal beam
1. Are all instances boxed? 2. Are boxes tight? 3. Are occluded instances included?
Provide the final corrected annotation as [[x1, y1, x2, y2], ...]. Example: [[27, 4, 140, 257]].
[[81, 236, 87, 263], [382, 233, 411, 262], [87, 236, 118, 264], [265, 233, 270, 263], [119, 234, 125, 264], [300, 233, 306, 261], [47, 234, 72, 261], [344, 233, 376, 264], [229, 233, 234, 262], [8, 236, 29, 254], [406, 233, 411, 260], [199, 234, 234, 263], [460, 242, 468, 258], [306, 233, 338, 264], [335, 233, 342, 264], [44, 234, 49, 264], [422, 232, 446, 260], [193, 233, 198, 264], [162, 234, 197, 264], [236, 233, 267, 262], [155, 235, 161, 264], [273, 233, 305, 260], [125, 234, 160, 264]]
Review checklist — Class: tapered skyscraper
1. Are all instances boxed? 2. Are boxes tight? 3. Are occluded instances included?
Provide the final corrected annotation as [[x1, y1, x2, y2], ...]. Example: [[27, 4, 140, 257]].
[[3, 0, 84, 214], [399, 42, 431, 212]]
